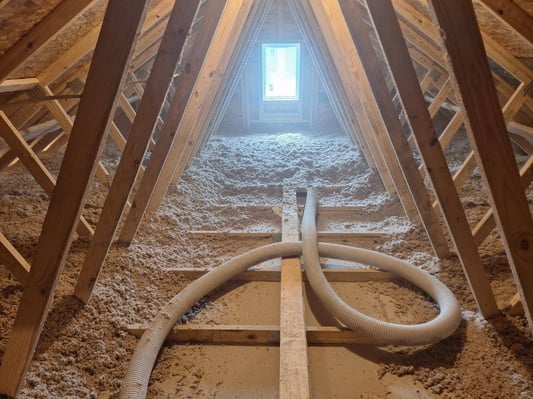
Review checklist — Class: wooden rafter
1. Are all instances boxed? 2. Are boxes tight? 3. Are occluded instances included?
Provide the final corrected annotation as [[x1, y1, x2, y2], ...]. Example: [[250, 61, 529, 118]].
[[476, 0, 533, 45], [335, 0, 451, 258], [145, 0, 259, 216], [0, 111, 94, 238], [363, 0, 498, 317], [310, 0, 423, 223], [0, 231, 30, 285], [0, 0, 95, 83], [0, 0, 149, 395], [427, 0, 533, 333], [73, 0, 201, 304], [117, 0, 228, 246]]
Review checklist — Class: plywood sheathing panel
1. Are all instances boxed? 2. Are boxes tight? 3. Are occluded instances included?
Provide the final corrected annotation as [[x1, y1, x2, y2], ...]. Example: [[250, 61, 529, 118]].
[[473, 1, 533, 57], [0, 0, 63, 57], [9, 1, 107, 80], [406, 0, 533, 58]]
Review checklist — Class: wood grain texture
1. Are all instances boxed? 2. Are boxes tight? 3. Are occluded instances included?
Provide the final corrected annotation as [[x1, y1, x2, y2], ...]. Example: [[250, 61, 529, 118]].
[[118, 0, 227, 245], [0, 1, 148, 395], [337, 0, 451, 258], [365, 0, 498, 317], [73, 0, 200, 304], [0, 0, 94, 82], [428, 0, 533, 333], [279, 188, 309, 399]]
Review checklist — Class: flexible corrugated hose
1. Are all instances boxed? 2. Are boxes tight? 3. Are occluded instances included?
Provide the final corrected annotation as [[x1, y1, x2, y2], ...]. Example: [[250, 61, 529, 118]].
[[120, 189, 461, 398]]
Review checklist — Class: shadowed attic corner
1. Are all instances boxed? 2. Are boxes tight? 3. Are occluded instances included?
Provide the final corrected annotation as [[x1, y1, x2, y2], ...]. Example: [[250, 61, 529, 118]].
[[0, 0, 532, 397]]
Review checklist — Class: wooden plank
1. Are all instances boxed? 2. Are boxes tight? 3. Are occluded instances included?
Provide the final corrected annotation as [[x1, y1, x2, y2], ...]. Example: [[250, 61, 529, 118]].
[[365, 0, 498, 317], [0, 0, 10, 12], [0, 232, 30, 285], [288, 0, 395, 195], [73, 0, 201, 304], [127, 324, 386, 346], [189, 230, 389, 239], [40, 85, 111, 187], [0, 0, 94, 83], [0, 78, 39, 94], [473, 155, 533, 246], [336, 0, 450, 258], [279, 188, 309, 399], [309, 0, 422, 223], [167, 268, 396, 283], [117, 0, 227, 245], [11, 0, 173, 130], [427, 78, 452, 117], [0, 2, 148, 396], [477, 0, 533, 48], [145, 0, 256, 216], [0, 112, 94, 238], [508, 121, 533, 141], [508, 292, 523, 315], [427, 0, 533, 332]]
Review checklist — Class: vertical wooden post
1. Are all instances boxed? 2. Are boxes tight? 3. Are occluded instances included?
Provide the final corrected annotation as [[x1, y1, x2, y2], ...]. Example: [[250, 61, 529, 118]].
[[336, 0, 451, 258], [73, 1, 200, 304], [364, 0, 498, 317], [0, 1, 149, 396], [427, 0, 533, 332]]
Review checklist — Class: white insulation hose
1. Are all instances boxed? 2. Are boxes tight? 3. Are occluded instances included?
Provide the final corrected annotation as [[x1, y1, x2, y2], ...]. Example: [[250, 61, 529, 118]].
[[120, 193, 461, 398], [301, 188, 461, 346]]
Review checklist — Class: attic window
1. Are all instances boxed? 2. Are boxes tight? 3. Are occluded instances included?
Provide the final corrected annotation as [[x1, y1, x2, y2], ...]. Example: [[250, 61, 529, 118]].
[[262, 43, 300, 101]]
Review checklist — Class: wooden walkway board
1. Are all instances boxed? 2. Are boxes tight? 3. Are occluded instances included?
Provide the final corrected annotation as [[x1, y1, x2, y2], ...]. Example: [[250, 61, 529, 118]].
[[279, 189, 310, 399]]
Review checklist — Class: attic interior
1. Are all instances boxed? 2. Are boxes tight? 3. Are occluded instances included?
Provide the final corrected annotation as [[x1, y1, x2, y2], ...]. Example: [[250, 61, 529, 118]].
[[0, 0, 532, 397]]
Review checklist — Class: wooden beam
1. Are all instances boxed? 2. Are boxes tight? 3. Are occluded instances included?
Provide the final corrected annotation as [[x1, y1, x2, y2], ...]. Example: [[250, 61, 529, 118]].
[[0, 232, 30, 285], [189, 230, 389, 239], [427, 0, 533, 332], [365, 0, 498, 317], [40, 85, 111, 187], [476, 0, 533, 46], [0, 112, 94, 238], [10, 0, 174, 130], [168, 268, 396, 283], [287, 0, 396, 195], [0, 0, 10, 12], [0, 1, 148, 395], [0, 78, 39, 93], [473, 155, 533, 246], [145, 0, 256, 216], [0, 0, 95, 83], [309, 0, 422, 223], [189, 0, 278, 165], [127, 324, 391, 346], [73, 0, 200, 304], [117, 0, 227, 245], [279, 188, 309, 399], [336, 0, 450, 258]]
